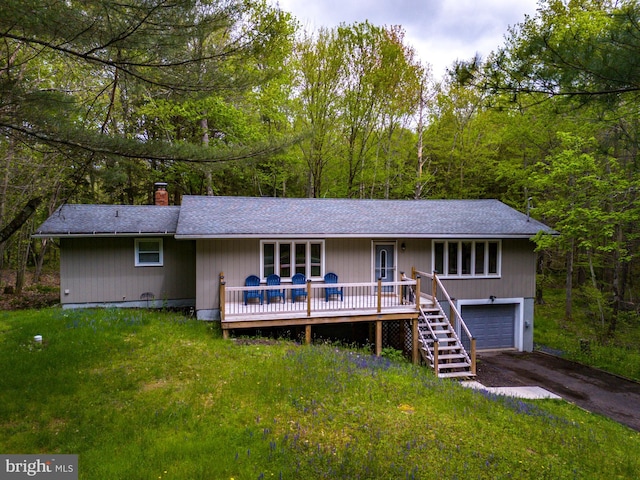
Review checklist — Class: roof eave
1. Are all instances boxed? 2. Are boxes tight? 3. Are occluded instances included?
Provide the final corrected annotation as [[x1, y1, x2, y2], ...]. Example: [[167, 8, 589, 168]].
[[174, 232, 553, 240], [32, 232, 176, 238]]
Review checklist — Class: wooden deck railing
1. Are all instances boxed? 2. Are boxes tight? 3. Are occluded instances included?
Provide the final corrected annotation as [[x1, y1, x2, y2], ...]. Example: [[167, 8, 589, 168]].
[[219, 272, 419, 320], [412, 268, 476, 375]]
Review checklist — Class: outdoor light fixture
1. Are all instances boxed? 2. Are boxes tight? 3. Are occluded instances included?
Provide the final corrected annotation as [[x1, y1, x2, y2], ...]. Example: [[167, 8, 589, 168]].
[[489, 295, 496, 302], [401, 242, 406, 252]]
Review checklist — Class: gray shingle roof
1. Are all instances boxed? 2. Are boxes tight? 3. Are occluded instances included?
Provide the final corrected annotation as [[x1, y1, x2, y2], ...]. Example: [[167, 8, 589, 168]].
[[33, 204, 180, 236], [175, 196, 555, 238], [34, 197, 555, 239]]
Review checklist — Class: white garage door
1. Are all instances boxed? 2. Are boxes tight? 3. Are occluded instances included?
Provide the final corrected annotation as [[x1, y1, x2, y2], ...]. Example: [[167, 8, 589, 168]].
[[461, 304, 516, 350]]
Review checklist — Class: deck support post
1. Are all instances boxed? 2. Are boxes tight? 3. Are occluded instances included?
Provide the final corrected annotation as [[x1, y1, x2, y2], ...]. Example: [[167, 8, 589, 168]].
[[412, 318, 419, 364], [220, 272, 228, 340], [432, 272, 437, 302], [219, 272, 226, 322], [433, 340, 439, 373], [470, 338, 477, 375], [305, 325, 312, 345], [375, 320, 382, 356]]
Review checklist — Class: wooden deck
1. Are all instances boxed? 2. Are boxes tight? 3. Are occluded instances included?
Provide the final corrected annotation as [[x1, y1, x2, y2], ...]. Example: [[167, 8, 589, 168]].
[[219, 277, 426, 360], [221, 279, 423, 322], [218, 271, 477, 373], [222, 294, 424, 327]]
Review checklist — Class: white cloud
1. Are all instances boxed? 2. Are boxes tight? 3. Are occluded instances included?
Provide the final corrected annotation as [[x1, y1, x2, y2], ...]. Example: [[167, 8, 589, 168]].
[[276, 0, 538, 79]]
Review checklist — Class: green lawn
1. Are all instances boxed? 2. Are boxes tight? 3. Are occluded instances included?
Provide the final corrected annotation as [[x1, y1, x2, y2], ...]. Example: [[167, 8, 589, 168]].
[[1, 308, 639, 479], [534, 288, 640, 382]]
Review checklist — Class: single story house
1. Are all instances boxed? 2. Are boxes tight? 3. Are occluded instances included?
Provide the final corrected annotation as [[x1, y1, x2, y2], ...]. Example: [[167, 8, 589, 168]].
[[34, 193, 555, 368]]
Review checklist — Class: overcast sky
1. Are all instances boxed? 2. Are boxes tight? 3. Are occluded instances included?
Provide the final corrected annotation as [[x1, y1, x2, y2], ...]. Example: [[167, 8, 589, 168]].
[[275, 0, 539, 79]]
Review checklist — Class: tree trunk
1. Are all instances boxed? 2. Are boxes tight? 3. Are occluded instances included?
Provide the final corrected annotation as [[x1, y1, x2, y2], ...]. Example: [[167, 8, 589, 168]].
[[565, 240, 574, 322], [33, 184, 61, 283], [14, 226, 31, 295], [33, 238, 49, 283], [0, 135, 15, 280], [201, 117, 213, 196], [587, 248, 605, 328], [609, 225, 627, 336], [0, 196, 42, 246], [415, 84, 424, 199]]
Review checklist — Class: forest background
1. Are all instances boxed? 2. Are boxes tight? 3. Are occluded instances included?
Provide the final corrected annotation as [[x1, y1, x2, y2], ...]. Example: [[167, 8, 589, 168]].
[[0, 0, 639, 339]]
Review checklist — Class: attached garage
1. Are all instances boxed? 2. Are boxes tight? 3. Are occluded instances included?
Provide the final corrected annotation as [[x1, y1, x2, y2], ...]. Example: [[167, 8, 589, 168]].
[[461, 303, 517, 350]]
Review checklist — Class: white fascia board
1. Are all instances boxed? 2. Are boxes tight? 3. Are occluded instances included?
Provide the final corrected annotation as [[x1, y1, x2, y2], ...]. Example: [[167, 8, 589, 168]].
[[31, 232, 175, 238], [174, 233, 540, 240]]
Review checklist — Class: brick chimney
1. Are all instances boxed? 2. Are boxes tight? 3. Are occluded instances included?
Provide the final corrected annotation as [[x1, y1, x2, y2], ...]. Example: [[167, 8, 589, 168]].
[[154, 182, 169, 206]]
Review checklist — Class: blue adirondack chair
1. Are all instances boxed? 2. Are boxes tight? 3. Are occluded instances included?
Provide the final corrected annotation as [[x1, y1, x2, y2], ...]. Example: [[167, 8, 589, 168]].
[[266, 274, 286, 304], [324, 272, 343, 302], [243, 275, 264, 305], [291, 273, 308, 303]]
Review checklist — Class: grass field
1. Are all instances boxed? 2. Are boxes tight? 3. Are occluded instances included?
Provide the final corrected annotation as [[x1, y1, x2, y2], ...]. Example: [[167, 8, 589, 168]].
[[1, 307, 639, 479], [534, 288, 640, 382]]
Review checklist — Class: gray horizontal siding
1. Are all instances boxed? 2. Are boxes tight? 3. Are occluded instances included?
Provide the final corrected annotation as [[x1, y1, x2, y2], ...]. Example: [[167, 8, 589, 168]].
[[197, 238, 378, 311], [195, 237, 535, 312], [196, 239, 258, 311], [438, 239, 536, 299], [60, 237, 195, 305], [325, 238, 371, 282]]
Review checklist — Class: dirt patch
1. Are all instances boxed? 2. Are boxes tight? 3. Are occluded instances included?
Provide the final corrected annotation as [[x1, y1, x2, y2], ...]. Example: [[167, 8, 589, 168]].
[[0, 270, 60, 310], [474, 350, 640, 432], [141, 379, 169, 392]]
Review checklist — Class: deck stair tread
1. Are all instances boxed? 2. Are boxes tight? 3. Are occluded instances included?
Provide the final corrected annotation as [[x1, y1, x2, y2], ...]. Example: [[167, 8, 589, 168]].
[[418, 344, 461, 353], [421, 345, 462, 352], [422, 337, 458, 343], [437, 362, 471, 370], [437, 354, 467, 360], [417, 297, 475, 379], [439, 371, 474, 379], [423, 322, 450, 327], [419, 330, 451, 336], [419, 338, 459, 346]]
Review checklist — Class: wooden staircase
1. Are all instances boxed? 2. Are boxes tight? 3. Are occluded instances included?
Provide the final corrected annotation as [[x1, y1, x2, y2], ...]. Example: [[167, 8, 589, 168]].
[[417, 302, 476, 379]]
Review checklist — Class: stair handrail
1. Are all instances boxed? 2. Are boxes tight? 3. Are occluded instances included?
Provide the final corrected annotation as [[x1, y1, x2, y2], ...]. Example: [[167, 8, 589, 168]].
[[430, 297, 473, 367], [435, 277, 473, 341], [413, 268, 476, 374], [417, 305, 438, 365]]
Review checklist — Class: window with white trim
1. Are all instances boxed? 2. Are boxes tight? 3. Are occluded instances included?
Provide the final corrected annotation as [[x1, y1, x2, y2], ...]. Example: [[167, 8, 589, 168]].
[[261, 240, 324, 280], [433, 240, 500, 278], [135, 238, 163, 266]]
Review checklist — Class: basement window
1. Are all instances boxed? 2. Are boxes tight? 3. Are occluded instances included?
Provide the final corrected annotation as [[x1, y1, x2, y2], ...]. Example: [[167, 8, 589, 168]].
[[432, 240, 501, 278], [135, 238, 163, 267]]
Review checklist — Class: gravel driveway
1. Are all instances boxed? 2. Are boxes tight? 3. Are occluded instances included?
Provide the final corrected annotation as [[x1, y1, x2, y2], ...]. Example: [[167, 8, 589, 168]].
[[473, 350, 640, 432]]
